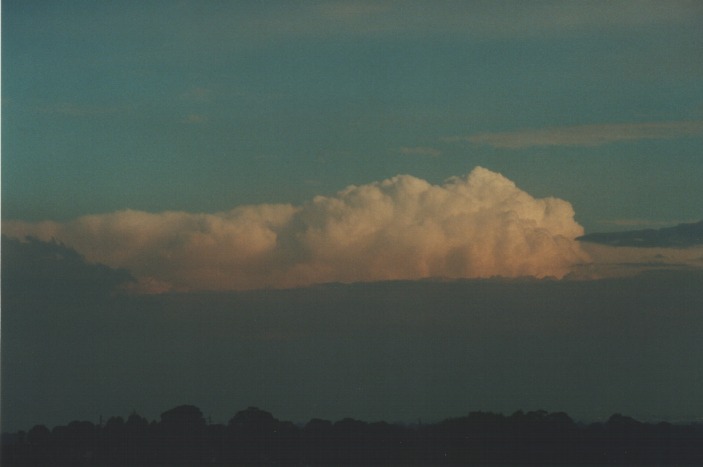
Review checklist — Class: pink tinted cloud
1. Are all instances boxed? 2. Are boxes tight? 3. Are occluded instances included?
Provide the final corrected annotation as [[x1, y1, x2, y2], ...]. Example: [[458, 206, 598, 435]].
[[4, 167, 588, 291]]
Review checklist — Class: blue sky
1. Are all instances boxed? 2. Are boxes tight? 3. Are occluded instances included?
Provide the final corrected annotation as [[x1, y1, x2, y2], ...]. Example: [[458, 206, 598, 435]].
[[4, 0, 703, 232]]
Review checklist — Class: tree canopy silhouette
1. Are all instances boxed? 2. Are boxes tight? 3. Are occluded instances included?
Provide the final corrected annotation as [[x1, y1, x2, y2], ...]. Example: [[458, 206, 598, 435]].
[[3, 405, 703, 465]]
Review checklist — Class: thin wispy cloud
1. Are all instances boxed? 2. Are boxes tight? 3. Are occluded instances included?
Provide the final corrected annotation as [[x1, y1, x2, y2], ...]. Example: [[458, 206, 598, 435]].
[[35, 102, 125, 117], [57, 0, 696, 51], [578, 220, 703, 248], [180, 87, 214, 102], [399, 146, 441, 157], [316, 1, 392, 21], [447, 121, 703, 149], [598, 218, 695, 228], [183, 114, 208, 125], [576, 243, 703, 279], [246, 0, 700, 41]]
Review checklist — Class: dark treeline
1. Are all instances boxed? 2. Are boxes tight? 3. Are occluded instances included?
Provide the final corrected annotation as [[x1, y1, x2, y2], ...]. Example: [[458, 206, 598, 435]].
[[3, 405, 703, 465]]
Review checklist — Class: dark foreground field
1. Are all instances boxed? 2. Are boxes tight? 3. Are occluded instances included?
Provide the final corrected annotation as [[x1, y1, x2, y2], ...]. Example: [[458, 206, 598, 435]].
[[3, 405, 703, 465]]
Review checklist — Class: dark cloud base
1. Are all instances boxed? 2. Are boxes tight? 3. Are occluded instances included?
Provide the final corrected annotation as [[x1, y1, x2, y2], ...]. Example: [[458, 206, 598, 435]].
[[1, 235, 134, 301], [578, 220, 703, 247], [3, 237, 703, 432]]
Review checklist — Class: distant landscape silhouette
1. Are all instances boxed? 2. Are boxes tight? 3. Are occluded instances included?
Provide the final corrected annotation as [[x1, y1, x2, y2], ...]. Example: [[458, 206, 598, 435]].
[[3, 405, 703, 465]]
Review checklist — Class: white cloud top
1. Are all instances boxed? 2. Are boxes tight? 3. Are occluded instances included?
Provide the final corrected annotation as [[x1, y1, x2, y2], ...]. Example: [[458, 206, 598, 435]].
[[4, 167, 587, 291]]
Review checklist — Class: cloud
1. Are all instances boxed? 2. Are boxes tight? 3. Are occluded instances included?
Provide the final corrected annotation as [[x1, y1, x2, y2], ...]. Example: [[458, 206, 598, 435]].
[[597, 219, 691, 228], [180, 87, 214, 102], [573, 243, 703, 279], [316, 1, 392, 21], [3, 167, 588, 291], [183, 114, 208, 124], [578, 220, 703, 248], [1, 235, 134, 300], [35, 102, 125, 117], [239, 0, 701, 41], [447, 121, 703, 149], [564, 221, 703, 279], [399, 146, 441, 157]]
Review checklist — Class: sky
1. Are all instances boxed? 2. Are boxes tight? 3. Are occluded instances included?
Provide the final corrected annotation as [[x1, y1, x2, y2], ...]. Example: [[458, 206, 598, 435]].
[[3, 0, 703, 232], [2, 0, 703, 432]]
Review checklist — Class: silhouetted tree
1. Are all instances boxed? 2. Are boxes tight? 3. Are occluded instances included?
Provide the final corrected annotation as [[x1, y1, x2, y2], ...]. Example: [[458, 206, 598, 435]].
[[227, 407, 285, 462], [4, 406, 703, 465], [124, 411, 151, 463], [205, 423, 227, 462], [99, 416, 126, 464], [26, 424, 51, 463], [26, 424, 50, 447], [157, 404, 207, 463]]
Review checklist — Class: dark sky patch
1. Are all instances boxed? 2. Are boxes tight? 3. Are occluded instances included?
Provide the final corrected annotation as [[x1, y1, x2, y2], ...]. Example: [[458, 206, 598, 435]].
[[3, 241, 703, 431]]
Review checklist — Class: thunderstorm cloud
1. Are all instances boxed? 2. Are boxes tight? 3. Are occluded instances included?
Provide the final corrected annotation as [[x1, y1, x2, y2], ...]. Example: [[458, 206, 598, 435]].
[[3, 167, 587, 291]]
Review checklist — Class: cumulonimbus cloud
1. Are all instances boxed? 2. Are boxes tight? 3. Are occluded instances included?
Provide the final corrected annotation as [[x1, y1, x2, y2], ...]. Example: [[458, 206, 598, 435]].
[[3, 167, 588, 291], [446, 121, 703, 149]]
